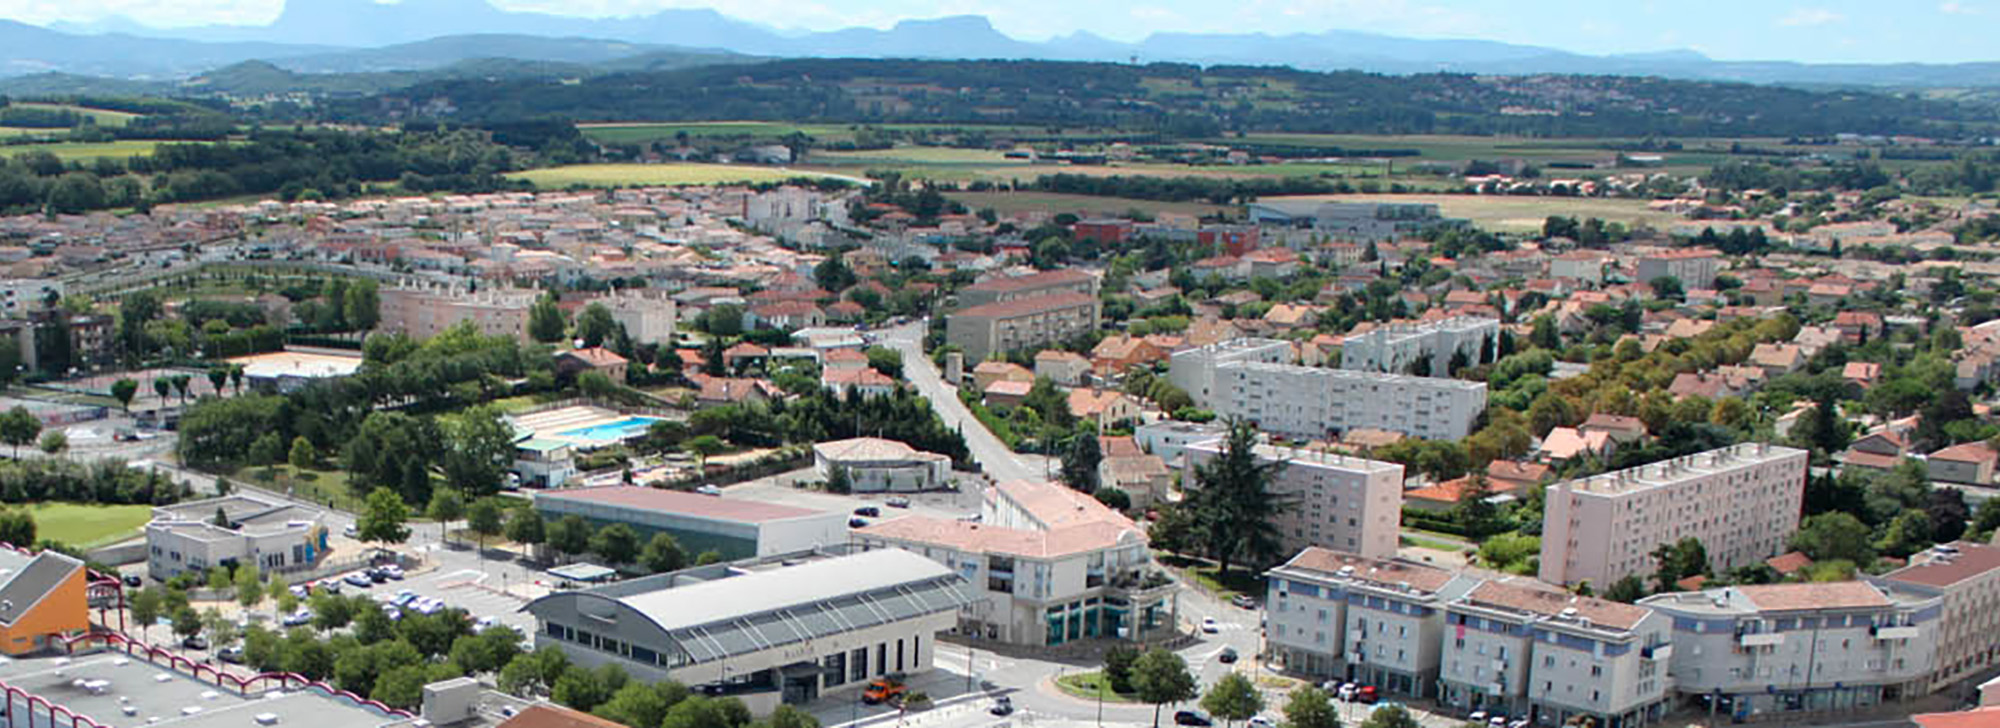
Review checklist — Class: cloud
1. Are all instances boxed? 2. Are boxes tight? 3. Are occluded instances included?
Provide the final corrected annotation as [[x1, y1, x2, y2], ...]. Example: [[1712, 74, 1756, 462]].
[[1776, 6, 1845, 26], [1940, 1, 1980, 14]]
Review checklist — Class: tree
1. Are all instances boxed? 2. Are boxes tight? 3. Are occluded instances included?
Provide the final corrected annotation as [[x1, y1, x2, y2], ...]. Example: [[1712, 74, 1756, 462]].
[[1201, 673, 1263, 728], [592, 523, 641, 565], [250, 432, 284, 475], [641, 532, 688, 574], [36, 430, 65, 455], [1189, 420, 1294, 577], [206, 366, 229, 395], [825, 464, 852, 495], [1281, 686, 1339, 728], [235, 566, 264, 609], [506, 508, 547, 553], [427, 490, 465, 545], [438, 406, 516, 498], [129, 587, 163, 639], [0, 406, 40, 458], [357, 487, 411, 546], [814, 251, 857, 293], [1356, 705, 1421, 728], [1603, 574, 1648, 603], [1103, 645, 1140, 693], [1131, 648, 1198, 728], [548, 515, 592, 561], [288, 436, 315, 471], [111, 378, 138, 412], [1651, 536, 1710, 591], [695, 550, 724, 566], [467, 498, 506, 552], [1060, 430, 1103, 493], [528, 295, 567, 343], [171, 605, 202, 640], [575, 304, 618, 348], [1791, 512, 1876, 564], [1648, 275, 1685, 300], [344, 280, 381, 332], [153, 377, 170, 405], [1876, 510, 1935, 559]]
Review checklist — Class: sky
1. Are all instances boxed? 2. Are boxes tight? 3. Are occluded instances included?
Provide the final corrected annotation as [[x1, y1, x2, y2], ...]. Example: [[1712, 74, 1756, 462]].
[[7, 0, 2000, 64]]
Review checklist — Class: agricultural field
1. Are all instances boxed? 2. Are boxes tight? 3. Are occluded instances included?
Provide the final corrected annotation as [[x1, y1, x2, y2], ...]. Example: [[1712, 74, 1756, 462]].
[[581, 121, 862, 145], [1265, 193, 1687, 233], [26, 502, 153, 549], [507, 163, 865, 189], [9, 102, 142, 127], [2, 140, 178, 162], [948, 190, 1236, 219]]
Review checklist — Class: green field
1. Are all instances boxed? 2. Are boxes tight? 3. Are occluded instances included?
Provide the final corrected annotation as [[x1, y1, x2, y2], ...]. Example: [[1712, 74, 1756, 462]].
[[508, 163, 865, 188], [1264, 192, 1687, 233], [237, 464, 364, 513], [949, 190, 1235, 218], [580, 122, 1054, 146], [1, 140, 175, 162], [13, 103, 141, 127], [27, 502, 153, 549]]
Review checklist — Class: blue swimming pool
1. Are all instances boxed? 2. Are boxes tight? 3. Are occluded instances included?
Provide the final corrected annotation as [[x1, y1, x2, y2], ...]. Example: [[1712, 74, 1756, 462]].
[[555, 416, 665, 442]]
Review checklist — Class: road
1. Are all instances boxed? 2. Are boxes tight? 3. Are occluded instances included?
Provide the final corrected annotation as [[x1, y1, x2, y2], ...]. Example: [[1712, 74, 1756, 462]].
[[881, 323, 1044, 484]]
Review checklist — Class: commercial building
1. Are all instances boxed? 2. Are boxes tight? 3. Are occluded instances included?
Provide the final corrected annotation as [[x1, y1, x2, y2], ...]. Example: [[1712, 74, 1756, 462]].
[[1339, 317, 1500, 376], [1635, 249, 1722, 291], [1639, 582, 1936, 720], [851, 479, 1173, 647], [1870, 542, 2000, 693], [812, 437, 953, 493], [524, 547, 976, 714], [1439, 579, 1672, 728], [958, 269, 1099, 308], [945, 292, 1101, 363], [533, 486, 847, 560], [145, 494, 330, 580], [1221, 361, 1487, 442], [0, 548, 88, 655], [227, 349, 364, 393], [1169, 338, 1293, 410], [1133, 420, 1228, 468], [1183, 442, 1403, 559], [1265, 548, 1481, 698], [380, 285, 534, 340], [1538, 443, 1809, 588], [1247, 201, 1458, 242]]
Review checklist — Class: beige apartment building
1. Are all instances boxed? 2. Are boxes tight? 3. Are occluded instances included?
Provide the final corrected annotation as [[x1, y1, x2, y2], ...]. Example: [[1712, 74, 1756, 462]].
[[946, 292, 1101, 363], [1635, 248, 1722, 291], [1869, 542, 2000, 693], [1183, 442, 1403, 559], [380, 286, 534, 340], [1539, 443, 1809, 588], [958, 269, 1099, 307]]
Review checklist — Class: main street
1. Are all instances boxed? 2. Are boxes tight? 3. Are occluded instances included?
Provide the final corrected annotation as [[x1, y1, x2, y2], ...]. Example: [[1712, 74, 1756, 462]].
[[881, 321, 1046, 484]]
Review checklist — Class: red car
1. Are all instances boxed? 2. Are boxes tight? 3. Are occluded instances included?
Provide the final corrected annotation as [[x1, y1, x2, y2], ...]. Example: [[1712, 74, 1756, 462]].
[[1355, 686, 1379, 704]]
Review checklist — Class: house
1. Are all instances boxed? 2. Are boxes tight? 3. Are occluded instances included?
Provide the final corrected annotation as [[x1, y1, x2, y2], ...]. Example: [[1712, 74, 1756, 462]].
[[970, 360, 1034, 392], [1764, 551, 1814, 577], [1539, 427, 1613, 464], [722, 342, 770, 371], [1839, 430, 1911, 472], [1404, 475, 1517, 513], [1242, 248, 1301, 278], [742, 301, 825, 330], [1033, 350, 1091, 387], [1844, 361, 1883, 388], [1748, 343, 1806, 377], [825, 300, 866, 322], [556, 347, 629, 382], [1578, 413, 1648, 445], [813, 437, 952, 492], [1068, 388, 1141, 431], [1089, 335, 1166, 376], [822, 347, 868, 372], [822, 366, 897, 398], [1486, 460, 1551, 492], [696, 376, 778, 409], [1098, 436, 1172, 511], [1668, 371, 1750, 400], [1834, 311, 1885, 344], [1263, 303, 1320, 331], [1929, 441, 1998, 485], [983, 379, 1033, 409]]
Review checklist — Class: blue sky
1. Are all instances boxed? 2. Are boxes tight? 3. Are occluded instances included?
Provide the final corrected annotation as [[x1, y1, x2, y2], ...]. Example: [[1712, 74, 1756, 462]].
[[12, 0, 2000, 63]]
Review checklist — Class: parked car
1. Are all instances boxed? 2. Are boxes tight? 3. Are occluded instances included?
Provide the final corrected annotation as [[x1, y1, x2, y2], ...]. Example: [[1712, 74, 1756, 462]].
[[989, 697, 1013, 716], [853, 506, 881, 518], [342, 524, 358, 538], [1200, 617, 1219, 634], [1469, 712, 1488, 724], [216, 646, 245, 664], [861, 678, 906, 705], [1217, 647, 1239, 663], [282, 609, 313, 627], [1337, 684, 1357, 702], [317, 580, 341, 595], [695, 485, 723, 496], [849, 518, 870, 528], [380, 564, 405, 580], [475, 617, 498, 632], [1247, 717, 1276, 728], [343, 573, 372, 588], [1488, 718, 1508, 728], [1174, 711, 1213, 727], [885, 496, 911, 508], [122, 575, 142, 588], [367, 569, 389, 584], [1354, 686, 1379, 704], [181, 635, 208, 651], [1230, 594, 1258, 609], [289, 584, 310, 598]]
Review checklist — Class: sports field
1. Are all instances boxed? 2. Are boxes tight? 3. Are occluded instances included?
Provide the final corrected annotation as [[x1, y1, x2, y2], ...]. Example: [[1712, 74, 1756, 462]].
[[26, 502, 153, 548], [507, 163, 866, 188]]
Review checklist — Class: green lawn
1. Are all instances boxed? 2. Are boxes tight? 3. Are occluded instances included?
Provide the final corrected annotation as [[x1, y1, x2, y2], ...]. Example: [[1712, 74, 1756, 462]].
[[1053, 672, 1139, 703], [28, 502, 153, 549], [507, 163, 865, 189], [235, 464, 364, 513]]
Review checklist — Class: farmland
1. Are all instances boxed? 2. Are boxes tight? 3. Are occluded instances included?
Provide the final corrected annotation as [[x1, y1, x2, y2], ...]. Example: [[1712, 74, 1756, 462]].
[[506, 163, 867, 189], [947, 191, 1236, 219], [11, 102, 142, 127], [9, 141, 180, 162], [1263, 193, 1687, 233]]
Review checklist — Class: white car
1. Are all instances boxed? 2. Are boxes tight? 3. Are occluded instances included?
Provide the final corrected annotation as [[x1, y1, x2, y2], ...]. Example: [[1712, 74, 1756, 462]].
[[379, 564, 405, 580], [695, 485, 722, 496], [1247, 718, 1275, 728], [475, 616, 498, 632], [1200, 618, 1219, 634], [1337, 684, 1357, 702], [1469, 712, 1489, 723]]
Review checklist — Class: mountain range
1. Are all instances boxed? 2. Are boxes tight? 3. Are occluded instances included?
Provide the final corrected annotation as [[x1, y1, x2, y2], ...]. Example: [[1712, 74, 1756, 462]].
[[17, 0, 2000, 89]]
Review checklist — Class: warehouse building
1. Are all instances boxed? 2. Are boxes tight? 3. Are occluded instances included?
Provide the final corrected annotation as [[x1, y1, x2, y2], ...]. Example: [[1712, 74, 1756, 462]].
[[532, 486, 846, 560]]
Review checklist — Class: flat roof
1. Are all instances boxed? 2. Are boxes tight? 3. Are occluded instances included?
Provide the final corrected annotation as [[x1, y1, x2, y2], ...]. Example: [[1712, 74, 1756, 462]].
[[0, 653, 411, 728], [547, 564, 617, 582], [1562, 443, 1807, 496], [619, 549, 952, 632], [534, 486, 825, 524], [227, 350, 365, 380], [1879, 542, 2000, 588]]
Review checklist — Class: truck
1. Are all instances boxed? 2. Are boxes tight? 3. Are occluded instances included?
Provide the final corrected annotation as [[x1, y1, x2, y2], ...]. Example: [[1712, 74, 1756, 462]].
[[861, 678, 906, 705]]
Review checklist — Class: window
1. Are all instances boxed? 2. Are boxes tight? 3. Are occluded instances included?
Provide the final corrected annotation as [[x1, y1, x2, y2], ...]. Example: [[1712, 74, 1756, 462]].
[[824, 653, 847, 687], [1590, 665, 1602, 677], [852, 648, 869, 682], [877, 643, 887, 676]]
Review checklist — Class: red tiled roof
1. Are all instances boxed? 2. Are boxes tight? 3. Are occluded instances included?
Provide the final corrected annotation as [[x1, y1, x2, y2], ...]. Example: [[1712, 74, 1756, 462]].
[[1764, 551, 1814, 575], [561, 347, 627, 367], [963, 269, 1093, 293], [1880, 542, 2000, 588], [500, 704, 629, 728], [954, 292, 1097, 319], [1913, 706, 2000, 728]]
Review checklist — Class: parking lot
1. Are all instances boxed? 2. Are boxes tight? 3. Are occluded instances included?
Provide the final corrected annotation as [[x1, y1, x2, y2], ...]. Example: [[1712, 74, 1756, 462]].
[[311, 559, 537, 634]]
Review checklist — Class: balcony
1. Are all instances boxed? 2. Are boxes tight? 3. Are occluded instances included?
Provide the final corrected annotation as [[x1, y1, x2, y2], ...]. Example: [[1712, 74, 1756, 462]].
[[1643, 644, 1673, 661], [1104, 569, 1175, 600], [1739, 632, 1784, 648], [1872, 625, 1919, 640]]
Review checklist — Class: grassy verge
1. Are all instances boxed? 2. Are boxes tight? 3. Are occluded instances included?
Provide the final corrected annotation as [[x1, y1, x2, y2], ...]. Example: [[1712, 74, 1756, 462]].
[[957, 389, 1020, 448], [235, 464, 364, 512], [26, 502, 153, 548], [1399, 534, 1466, 552], [1159, 556, 1266, 600], [1053, 672, 1139, 703]]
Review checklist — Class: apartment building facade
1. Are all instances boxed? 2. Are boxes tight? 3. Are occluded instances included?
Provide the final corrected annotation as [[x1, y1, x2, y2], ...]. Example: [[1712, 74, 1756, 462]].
[[958, 269, 1100, 307], [1340, 316, 1501, 376], [1439, 580, 1673, 728], [1639, 582, 1937, 720], [380, 286, 534, 340], [1539, 443, 1810, 588], [1265, 548, 1480, 698], [1169, 338, 1294, 410], [851, 480, 1173, 647], [1636, 249, 1721, 291], [946, 292, 1101, 363], [1869, 542, 2000, 693], [1183, 442, 1403, 559], [1221, 359, 1488, 441]]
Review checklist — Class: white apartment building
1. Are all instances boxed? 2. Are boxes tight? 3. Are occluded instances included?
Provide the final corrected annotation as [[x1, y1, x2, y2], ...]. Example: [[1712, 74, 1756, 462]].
[[1183, 442, 1403, 559], [1265, 548, 1481, 698], [592, 293, 679, 345], [1217, 359, 1488, 441], [1869, 542, 2000, 693], [1635, 249, 1721, 291], [851, 480, 1174, 647], [1539, 443, 1810, 588], [1340, 316, 1500, 376], [1133, 420, 1228, 468], [1639, 582, 1937, 720], [1440, 580, 1672, 728], [379, 285, 535, 341], [146, 494, 329, 580], [1169, 338, 1293, 409], [0, 279, 62, 319]]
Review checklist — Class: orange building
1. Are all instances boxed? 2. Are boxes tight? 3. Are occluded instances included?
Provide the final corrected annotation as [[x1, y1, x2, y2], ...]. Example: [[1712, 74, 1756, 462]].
[[0, 550, 90, 654]]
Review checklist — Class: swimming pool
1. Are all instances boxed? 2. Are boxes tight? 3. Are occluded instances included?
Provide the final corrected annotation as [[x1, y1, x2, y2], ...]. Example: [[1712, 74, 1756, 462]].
[[555, 416, 665, 442]]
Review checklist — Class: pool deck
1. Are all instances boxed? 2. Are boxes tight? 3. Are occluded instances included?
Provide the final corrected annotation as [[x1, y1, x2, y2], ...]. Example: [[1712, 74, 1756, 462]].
[[511, 406, 661, 449]]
